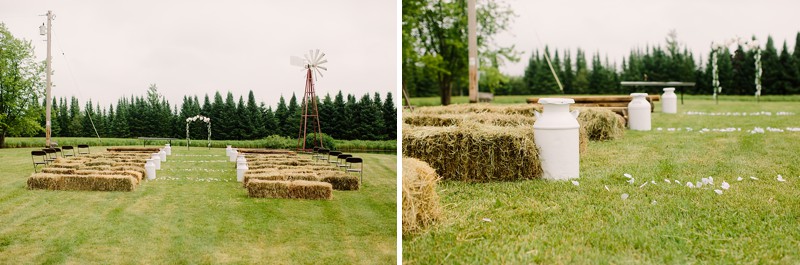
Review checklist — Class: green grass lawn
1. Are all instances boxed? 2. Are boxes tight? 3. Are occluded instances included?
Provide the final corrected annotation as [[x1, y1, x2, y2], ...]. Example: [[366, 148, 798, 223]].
[[407, 94, 800, 106], [403, 98, 800, 263], [0, 147, 396, 264]]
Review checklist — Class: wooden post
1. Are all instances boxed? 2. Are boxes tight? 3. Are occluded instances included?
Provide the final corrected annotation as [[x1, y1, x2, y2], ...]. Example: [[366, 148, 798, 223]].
[[467, 0, 478, 103]]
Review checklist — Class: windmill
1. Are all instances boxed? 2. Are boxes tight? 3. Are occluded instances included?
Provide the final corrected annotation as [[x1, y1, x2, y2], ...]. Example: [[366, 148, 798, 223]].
[[291, 49, 327, 151]]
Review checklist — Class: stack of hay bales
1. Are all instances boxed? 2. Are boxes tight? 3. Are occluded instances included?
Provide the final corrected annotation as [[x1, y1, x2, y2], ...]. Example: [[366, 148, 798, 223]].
[[27, 151, 151, 192], [402, 158, 441, 235], [242, 151, 361, 200], [403, 104, 625, 182]]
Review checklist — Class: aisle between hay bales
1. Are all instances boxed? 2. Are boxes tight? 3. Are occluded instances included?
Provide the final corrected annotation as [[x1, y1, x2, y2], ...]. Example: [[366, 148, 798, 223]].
[[0, 147, 396, 264]]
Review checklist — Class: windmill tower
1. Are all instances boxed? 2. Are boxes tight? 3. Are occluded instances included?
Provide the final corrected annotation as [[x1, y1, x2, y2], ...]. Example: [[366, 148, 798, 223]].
[[291, 49, 327, 151]]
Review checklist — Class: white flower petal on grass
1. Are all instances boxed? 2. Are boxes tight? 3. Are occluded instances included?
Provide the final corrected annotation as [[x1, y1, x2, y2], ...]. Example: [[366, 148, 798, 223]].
[[639, 182, 648, 188], [482, 218, 492, 222], [721, 181, 730, 190], [687, 182, 695, 188], [572, 180, 580, 186], [621, 193, 629, 200], [777, 175, 786, 182], [709, 176, 714, 184], [664, 179, 671, 183], [696, 181, 703, 188], [651, 200, 657, 205], [624, 173, 632, 179], [604, 185, 610, 191], [701, 178, 710, 185], [714, 189, 723, 195], [750, 176, 759, 180], [737, 177, 743, 181], [675, 180, 682, 185], [651, 180, 656, 185], [627, 178, 635, 184]]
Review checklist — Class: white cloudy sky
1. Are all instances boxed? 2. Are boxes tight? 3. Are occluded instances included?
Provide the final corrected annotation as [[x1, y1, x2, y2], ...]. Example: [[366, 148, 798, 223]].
[[496, 0, 799, 76], [0, 0, 397, 109]]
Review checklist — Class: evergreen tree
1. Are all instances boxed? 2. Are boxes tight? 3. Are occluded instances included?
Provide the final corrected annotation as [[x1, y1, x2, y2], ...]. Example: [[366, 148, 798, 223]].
[[383, 92, 397, 140], [246, 90, 266, 139], [761, 36, 780, 95], [318, 93, 335, 138], [274, 95, 289, 137], [286, 93, 300, 138], [573, 49, 590, 94], [263, 105, 278, 136], [562, 50, 574, 94], [354, 93, 385, 140], [778, 41, 799, 94]]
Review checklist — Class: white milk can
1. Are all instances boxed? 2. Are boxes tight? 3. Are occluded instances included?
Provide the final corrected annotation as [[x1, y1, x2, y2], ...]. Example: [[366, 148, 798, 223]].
[[628, 93, 651, 131], [225, 145, 232, 156], [533, 98, 580, 180], [165, 144, 172, 155], [662, 87, 677, 114], [151, 153, 162, 170], [159, 149, 167, 162], [145, 159, 156, 180], [237, 162, 248, 182], [229, 149, 238, 162]]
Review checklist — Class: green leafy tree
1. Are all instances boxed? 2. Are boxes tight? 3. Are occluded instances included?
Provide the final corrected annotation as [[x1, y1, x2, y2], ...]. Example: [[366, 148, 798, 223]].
[[0, 24, 45, 146]]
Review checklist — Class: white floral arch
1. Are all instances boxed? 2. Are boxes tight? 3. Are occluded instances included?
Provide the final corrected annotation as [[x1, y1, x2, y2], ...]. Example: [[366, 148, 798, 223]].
[[186, 115, 211, 149], [710, 37, 762, 103]]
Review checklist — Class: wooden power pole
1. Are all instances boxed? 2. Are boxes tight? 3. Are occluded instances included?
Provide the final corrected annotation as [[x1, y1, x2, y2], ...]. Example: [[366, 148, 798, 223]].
[[44, 10, 53, 148], [467, 0, 478, 103]]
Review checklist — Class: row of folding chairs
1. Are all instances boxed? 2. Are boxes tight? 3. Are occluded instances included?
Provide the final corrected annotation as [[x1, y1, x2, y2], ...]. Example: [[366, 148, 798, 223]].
[[31, 145, 90, 172], [311, 147, 364, 184]]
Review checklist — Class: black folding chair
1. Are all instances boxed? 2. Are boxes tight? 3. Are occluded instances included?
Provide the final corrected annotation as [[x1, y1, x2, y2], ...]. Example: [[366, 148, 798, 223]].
[[317, 148, 330, 163], [42, 148, 57, 164], [312, 147, 321, 160], [53, 147, 62, 158], [77, 144, 90, 155], [337, 154, 353, 169], [31, 151, 48, 172], [346, 157, 363, 184], [61, 145, 75, 157], [328, 151, 342, 165]]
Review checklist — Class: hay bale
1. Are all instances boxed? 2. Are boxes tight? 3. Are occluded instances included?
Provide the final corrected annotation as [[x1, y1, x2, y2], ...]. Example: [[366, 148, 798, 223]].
[[40, 167, 76, 175], [246, 180, 291, 198], [575, 107, 626, 141], [107, 147, 161, 153], [318, 171, 360, 190], [243, 171, 318, 186], [27, 173, 63, 190], [402, 157, 441, 235], [238, 149, 297, 155], [61, 175, 136, 191], [411, 103, 541, 116], [48, 163, 83, 169], [75, 170, 143, 183], [84, 159, 115, 167], [403, 122, 541, 182], [288, 180, 332, 200]]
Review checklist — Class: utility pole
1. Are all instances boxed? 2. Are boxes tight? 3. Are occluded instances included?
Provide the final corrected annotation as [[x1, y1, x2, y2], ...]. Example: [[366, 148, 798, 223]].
[[43, 10, 53, 147], [467, 0, 478, 103]]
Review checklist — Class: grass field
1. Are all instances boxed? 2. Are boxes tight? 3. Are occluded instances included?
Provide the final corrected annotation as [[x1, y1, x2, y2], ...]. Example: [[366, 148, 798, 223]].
[[407, 94, 800, 106], [0, 147, 396, 264], [403, 98, 800, 263]]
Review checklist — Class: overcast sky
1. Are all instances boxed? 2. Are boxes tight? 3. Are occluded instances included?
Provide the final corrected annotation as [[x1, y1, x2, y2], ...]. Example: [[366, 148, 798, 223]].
[[0, 0, 397, 109], [496, 0, 799, 76]]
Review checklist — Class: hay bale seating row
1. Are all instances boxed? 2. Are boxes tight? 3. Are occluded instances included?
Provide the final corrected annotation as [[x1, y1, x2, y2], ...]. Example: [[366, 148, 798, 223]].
[[246, 179, 332, 200], [403, 122, 542, 182], [243, 168, 359, 191], [107, 147, 162, 153], [405, 104, 624, 141], [28, 152, 149, 192], [402, 158, 441, 235], [27, 173, 137, 191], [237, 149, 297, 155]]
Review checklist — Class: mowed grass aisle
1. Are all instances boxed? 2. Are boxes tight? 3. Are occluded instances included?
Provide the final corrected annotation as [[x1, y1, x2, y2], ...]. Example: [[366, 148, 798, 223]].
[[404, 98, 800, 264], [0, 148, 396, 264]]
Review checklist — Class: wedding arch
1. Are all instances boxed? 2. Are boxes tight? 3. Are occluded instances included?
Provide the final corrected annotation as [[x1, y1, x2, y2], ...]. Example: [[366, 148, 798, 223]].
[[186, 115, 211, 149], [710, 37, 762, 103]]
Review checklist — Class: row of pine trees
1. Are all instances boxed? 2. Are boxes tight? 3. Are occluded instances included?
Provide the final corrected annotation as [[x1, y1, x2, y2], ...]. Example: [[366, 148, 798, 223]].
[[501, 33, 800, 96], [37, 87, 397, 141]]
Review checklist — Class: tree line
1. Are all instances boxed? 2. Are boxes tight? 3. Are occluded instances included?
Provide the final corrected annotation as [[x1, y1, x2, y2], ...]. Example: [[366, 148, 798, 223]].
[[35, 85, 397, 142]]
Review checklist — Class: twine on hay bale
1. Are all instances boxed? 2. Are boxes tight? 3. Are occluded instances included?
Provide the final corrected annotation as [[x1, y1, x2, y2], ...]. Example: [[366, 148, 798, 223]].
[[402, 157, 441, 235], [317, 171, 360, 190], [403, 122, 542, 182], [246, 179, 332, 200]]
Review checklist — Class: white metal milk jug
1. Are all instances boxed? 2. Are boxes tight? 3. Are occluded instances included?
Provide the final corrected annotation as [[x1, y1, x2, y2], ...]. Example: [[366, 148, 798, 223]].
[[151, 153, 161, 170], [145, 159, 156, 180], [628, 93, 651, 131], [662, 87, 677, 114], [533, 98, 580, 180]]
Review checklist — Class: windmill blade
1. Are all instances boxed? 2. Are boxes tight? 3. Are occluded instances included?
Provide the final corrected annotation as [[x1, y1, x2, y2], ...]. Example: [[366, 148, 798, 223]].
[[315, 68, 324, 78], [316, 59, 328, 66], [303, 54, 312, 68], [313, 49, 320, 63], [318, 52, 326, 63], [290, 56, 305, 67], [316, 65, 327, 71]]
